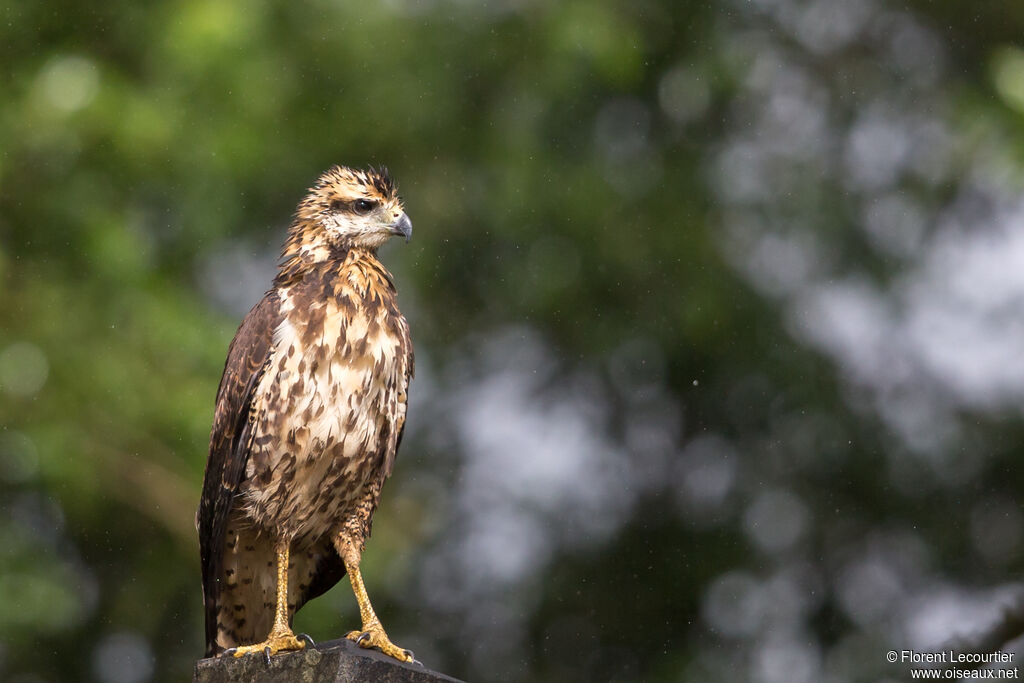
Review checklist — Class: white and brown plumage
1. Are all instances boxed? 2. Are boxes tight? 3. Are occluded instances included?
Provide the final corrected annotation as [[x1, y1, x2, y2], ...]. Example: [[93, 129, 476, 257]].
[[197, 165, 415, 662]]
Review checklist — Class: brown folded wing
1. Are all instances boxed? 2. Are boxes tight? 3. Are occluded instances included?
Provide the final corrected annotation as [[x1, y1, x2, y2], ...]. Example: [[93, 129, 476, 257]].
[[197, 290, 281, 656]]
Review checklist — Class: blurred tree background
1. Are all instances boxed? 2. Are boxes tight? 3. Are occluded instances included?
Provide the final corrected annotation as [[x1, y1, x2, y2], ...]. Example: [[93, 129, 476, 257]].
[[3, 0, 1024, 681]]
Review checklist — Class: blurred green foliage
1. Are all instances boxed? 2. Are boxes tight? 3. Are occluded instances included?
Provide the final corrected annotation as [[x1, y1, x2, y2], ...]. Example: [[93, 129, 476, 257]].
[[2, 1, 1024, 682]]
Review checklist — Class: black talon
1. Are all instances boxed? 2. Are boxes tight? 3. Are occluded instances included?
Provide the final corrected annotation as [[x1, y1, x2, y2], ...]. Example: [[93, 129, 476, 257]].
[[402, 649, 415, 661], [298, 633, 315, 647], [263, 647, 272, 667], [223, 648, 237, 657], [356, 632, 371, 645]]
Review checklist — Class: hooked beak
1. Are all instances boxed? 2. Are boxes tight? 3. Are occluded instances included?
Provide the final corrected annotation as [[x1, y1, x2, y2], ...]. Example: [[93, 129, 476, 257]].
[[390, 213, 412, 243]]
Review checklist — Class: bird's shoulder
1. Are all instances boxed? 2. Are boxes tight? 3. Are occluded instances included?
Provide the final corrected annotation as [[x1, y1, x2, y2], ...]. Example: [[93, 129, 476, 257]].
[[211, 290, 284, 434]]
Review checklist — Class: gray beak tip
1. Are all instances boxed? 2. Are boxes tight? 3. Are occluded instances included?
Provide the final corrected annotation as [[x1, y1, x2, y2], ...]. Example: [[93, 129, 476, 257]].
[[391, 213, 413, 243]]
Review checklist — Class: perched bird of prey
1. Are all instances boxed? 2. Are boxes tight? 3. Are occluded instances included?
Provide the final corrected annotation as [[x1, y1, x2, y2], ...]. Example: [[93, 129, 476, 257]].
[[197, 165, 415, 662]]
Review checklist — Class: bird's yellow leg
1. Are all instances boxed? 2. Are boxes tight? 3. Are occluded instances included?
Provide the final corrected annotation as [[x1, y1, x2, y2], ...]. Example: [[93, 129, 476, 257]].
[[338, 536, 413, 663], [230, 540, 306, 659]]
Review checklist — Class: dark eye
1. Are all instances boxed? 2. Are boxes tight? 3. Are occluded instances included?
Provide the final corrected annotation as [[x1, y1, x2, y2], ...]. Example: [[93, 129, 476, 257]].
[[353, 198, 377, 215]]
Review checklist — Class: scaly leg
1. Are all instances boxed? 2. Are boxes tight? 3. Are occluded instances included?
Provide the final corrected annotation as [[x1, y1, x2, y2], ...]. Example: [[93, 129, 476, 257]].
[[336, 535, 413, 663], [228, 539, 306, 659]]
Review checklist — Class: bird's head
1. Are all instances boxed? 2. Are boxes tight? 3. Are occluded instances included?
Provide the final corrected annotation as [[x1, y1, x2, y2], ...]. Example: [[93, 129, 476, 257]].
[[289, 165, 412, 256]]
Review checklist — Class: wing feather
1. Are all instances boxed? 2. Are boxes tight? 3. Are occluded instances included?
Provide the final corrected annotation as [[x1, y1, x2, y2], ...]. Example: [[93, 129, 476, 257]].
[[197, 290, 281, 657], [382, 314, 414, 479]]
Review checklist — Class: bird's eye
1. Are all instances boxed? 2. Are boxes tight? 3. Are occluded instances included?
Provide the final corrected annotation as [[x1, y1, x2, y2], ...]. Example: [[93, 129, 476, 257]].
[[353, 199, 377, 215]]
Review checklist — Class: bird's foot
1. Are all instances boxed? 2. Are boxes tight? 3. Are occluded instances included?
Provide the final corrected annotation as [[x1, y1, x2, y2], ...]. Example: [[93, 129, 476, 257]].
[[228, 626, 306, 661], [346, 620, 414, 663]]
